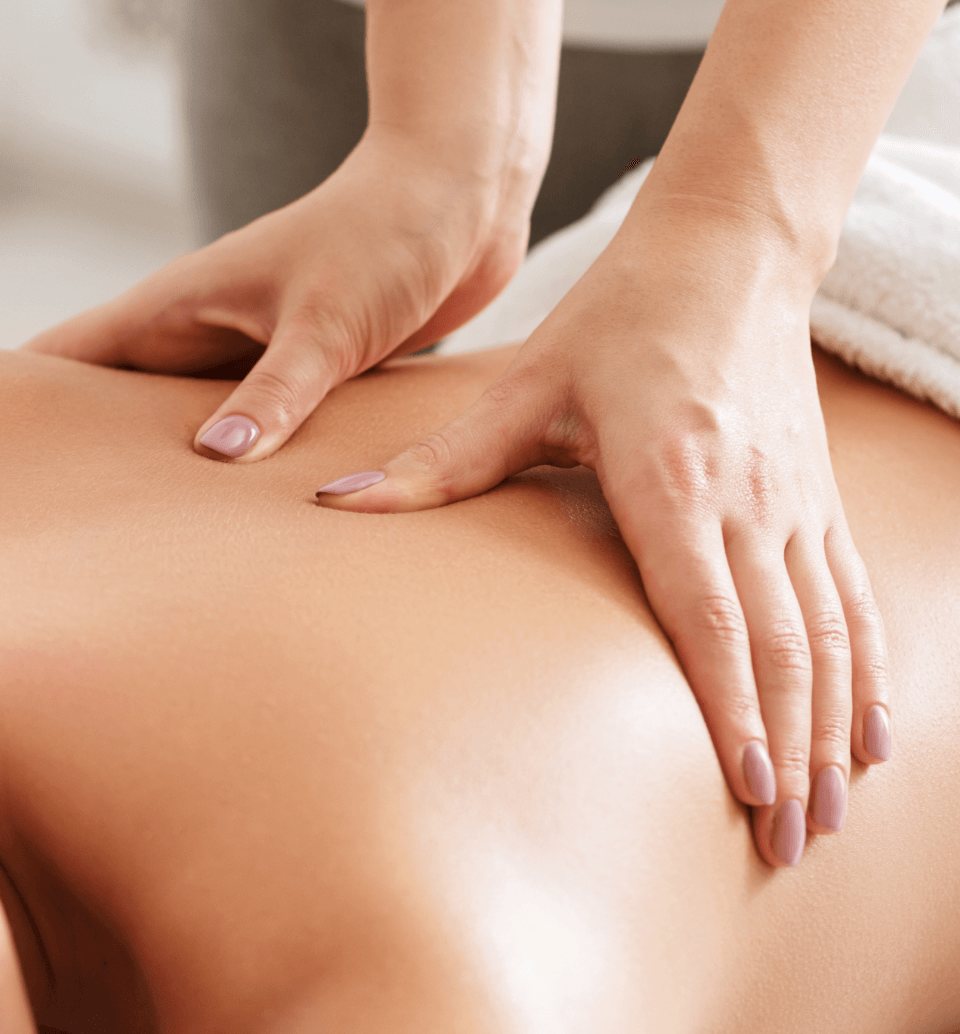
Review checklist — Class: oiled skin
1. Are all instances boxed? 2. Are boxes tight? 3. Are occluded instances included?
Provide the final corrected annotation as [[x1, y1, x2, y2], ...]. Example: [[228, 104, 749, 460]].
[[0, 344, 959, 1033]]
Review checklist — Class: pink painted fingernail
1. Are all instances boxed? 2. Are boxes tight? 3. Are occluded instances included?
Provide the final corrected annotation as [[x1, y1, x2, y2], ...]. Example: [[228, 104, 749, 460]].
[[742, 741, 776, 805], [863, 705, 891, 762], [811, 765, 847, 832], [771, 798, 806, 866], [198, 415, 260, 458], [315, 471, 386, 496]]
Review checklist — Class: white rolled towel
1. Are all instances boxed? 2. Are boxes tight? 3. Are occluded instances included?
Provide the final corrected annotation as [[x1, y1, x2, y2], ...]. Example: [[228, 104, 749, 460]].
[[443, 8, 960, 419]]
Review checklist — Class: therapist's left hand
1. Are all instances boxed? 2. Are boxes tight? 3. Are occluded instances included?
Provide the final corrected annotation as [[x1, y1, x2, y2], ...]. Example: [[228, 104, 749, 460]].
[[315, 195, 892, 868]]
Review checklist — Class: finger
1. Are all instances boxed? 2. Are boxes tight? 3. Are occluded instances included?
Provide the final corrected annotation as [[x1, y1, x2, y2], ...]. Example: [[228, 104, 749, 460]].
[[606, 501, 776, 810], [825, 522, 892, 766], [727, 538, 812, 867], [194, 315, 343, 462], [23, 252, 258, 374], [22, 296, 136, 366], [314, 372, 553, 512], [20, 256, 196, 366], [785, 531, 852, 836]]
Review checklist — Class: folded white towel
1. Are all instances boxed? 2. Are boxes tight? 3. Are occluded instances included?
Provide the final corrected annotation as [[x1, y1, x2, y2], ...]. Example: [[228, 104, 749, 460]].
[[444, 7, 960, 419], [813, 136, 960, 417]]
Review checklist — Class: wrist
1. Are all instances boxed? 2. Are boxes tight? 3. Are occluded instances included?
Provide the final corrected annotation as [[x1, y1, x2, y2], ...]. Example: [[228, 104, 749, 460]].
[[619, 184, 834, 303], [364, 0, 559, 232], [360, 121, 539, 257]]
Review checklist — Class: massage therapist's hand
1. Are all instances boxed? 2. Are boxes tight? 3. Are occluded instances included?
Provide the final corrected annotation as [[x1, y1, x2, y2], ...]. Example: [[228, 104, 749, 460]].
[[316, 195, 893, 867], [23, 128, 530, 460]]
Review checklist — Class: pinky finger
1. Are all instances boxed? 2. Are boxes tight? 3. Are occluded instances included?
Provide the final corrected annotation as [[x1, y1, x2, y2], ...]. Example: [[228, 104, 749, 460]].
[[825, 523, 892, 766]]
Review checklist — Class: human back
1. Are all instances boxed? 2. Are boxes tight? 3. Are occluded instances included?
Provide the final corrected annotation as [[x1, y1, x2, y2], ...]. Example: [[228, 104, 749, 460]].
[[1, 344, 960, 1032]]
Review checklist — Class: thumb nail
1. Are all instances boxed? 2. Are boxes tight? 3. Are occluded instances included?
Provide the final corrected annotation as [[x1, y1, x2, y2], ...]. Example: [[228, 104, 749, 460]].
[[198, 415, 260, 459], [315, 470, 386, 497]]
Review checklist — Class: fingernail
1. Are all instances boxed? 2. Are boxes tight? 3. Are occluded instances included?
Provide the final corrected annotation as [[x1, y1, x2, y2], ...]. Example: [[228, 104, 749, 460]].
[[811, 765, 847, 832], [771, 799, 806, 866], [198, 415, 260, 458], [863, 705, 891, 762], [315, 471, 386, 496], [742, 741, 776, 805]]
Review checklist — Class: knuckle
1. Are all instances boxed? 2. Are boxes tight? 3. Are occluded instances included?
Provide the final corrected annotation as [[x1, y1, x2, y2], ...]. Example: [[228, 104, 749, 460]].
[[811, 710, 851, 748], [675, 397, 724, 437], [764, 622, 812, 676], [692, 594, 749, 647], [773, 743, 810, 779], [744, 445, 777, 521], [407, 431, 457, 488], [844, 589, 882, 630], [805, 610, 850, 656], [719, 689, 762, 728], [245, 368, 303, 429], [658, 436, 715, 504], [858, 655, 890, 694]]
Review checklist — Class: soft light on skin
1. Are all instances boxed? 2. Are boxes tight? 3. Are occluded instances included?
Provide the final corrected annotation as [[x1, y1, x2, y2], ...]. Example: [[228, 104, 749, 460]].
[[450, 841, 616, 1030], [319, 0, 947, 872], [0, 899, 35, 1034]]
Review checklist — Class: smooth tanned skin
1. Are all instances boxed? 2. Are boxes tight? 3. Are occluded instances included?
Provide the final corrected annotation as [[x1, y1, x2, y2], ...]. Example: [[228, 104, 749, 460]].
[[1, 344, 959, 1033], [0, 898, 34, 1033]]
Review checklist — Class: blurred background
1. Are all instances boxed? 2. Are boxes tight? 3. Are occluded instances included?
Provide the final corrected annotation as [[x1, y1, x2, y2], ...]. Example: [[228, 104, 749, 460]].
[[1, 0, 187, 344], [1, 0, 712, 349], [2, 0, 954, 350]]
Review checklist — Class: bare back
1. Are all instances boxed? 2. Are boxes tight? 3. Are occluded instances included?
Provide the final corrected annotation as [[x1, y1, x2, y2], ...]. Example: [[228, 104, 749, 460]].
[[1, 345, 959, 1033]]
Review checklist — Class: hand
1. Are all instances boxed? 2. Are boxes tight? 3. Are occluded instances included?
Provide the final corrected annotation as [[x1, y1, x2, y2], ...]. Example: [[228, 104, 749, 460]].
[[23, 128, 530, 460], [314, 195, 892, 867]]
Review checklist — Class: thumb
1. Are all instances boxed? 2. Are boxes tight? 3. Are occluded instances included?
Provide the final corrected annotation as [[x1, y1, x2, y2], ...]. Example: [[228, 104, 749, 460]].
[[314, 376, 549, 512], [194, 314, 345, 462]]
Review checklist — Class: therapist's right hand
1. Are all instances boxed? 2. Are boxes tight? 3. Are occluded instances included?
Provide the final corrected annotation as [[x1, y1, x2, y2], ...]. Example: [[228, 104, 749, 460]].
[[23, 127, 530, 461]]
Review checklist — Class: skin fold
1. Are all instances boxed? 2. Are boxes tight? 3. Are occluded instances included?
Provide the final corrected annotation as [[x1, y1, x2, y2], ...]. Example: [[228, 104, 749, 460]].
[[1, 344, 959, 1033]]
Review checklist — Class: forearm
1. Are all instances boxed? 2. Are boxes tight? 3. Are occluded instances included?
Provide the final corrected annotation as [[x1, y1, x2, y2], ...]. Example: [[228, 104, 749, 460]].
[[364, 0, 562, 222], [634, 0, 947, 279]]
